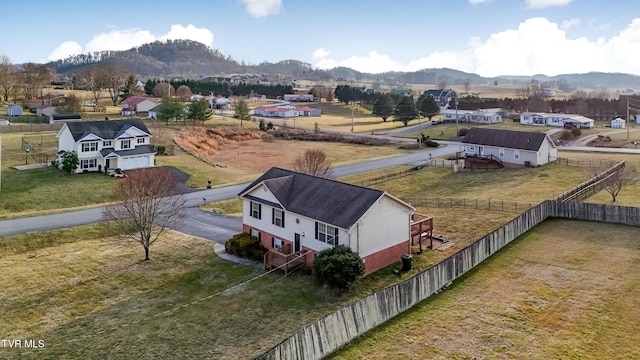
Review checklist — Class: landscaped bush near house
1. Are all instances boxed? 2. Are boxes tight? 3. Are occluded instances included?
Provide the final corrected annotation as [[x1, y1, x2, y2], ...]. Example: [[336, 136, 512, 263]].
[[156, 145, 166, 155], [425, 140, 439, 147], [225, 233, 266, 261], [313, 245, 365, 289]]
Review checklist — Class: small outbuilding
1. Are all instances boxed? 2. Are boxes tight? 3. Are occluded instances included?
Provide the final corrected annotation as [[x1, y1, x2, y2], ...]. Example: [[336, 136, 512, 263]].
[[6, 104, 23, 116], [611, 118, 626, 129]]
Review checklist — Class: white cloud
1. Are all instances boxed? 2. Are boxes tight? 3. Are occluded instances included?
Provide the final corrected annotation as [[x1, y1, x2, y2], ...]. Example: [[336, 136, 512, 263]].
[[561, 18, 580, 30], [312, 48, 331, 58], [315, 17, 640, 77], [240, 0, 282, 18], [525, 0, 573, 9], [468, 0, 492, 4], [47, 41, 84, 61], [47, 24, 214, 61], [160, 24, 214, 46]]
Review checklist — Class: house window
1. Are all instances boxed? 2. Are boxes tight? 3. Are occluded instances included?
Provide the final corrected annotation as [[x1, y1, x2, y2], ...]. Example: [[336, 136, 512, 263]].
[[137, 138, 145, 144], [498, 148, 505, 158], [80, 159, 96, 169], [514, 149, 520, 160], [121, 140, 131, 149], [81, 142, 98, 152], [250, 201, 261, 219], [272, 237, 283, 250], [272, 208, 285, 227], [250, 229, 261, 241], [103, 140, 112, 148], [469, 145, 475, 151], [316, 222, 338, 246]]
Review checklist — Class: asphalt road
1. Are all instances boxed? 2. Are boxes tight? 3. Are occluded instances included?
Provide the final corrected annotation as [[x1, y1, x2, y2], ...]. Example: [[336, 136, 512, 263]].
[[0, 145, 461, 242]]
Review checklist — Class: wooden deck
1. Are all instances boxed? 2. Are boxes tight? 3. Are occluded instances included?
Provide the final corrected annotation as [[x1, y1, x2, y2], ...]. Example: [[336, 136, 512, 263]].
[[410, 213, 433, 253], [264, 249, 308, 275]]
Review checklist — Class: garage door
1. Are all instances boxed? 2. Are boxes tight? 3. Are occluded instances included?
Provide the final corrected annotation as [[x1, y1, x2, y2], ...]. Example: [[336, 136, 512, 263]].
[[121, 155, 150, 170]]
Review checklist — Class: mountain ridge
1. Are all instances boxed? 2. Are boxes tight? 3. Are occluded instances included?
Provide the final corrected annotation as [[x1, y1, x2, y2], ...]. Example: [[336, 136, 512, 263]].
[[45, 39, 640, 90]]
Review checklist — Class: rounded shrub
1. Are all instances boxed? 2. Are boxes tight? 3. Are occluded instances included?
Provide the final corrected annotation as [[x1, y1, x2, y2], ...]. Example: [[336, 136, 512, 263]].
[[225, 233, 266, 261], [313, 245, 365, 289]]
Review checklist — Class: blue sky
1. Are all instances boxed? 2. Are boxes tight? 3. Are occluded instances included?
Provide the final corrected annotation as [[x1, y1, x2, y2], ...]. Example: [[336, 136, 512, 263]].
[[2, 0, 639, 77]]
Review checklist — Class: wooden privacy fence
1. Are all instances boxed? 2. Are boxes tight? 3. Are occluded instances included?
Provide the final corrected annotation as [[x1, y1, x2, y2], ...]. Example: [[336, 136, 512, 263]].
[[402, 196, 534, 213], [253, 201, 554, 360], [254, 198, 640, 360], [0, 123, 63, 133]]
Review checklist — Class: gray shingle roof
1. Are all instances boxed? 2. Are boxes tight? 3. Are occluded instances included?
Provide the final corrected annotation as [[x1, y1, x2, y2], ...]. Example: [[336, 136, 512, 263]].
[[100, 144, 155, 157], [461, 127, 549, 151], [65, 119, 151, 141], [238, 167, 387, 229]]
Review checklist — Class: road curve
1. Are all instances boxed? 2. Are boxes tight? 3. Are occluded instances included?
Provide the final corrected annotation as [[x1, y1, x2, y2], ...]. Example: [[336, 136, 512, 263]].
[[0, 145, 460, 240]]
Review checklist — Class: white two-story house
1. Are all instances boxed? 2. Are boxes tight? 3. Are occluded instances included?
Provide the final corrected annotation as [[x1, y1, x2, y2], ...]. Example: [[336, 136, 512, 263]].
[[238, 167, 416, 275], [56, 119, 155, 173]]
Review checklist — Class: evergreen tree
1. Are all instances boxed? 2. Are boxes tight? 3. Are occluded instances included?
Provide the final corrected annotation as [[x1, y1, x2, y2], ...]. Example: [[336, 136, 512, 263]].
[[394, 96, 418, 126], [157, 97, 186, 121], [372, 94, 395, 122], [187, 99, 213, 123], [233, 99, 251, 125], [417, 94, 441, 121]]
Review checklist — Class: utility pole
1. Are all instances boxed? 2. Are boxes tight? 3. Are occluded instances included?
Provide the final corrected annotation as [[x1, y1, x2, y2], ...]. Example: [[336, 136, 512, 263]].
[[351, 101, 354, 132], [455, 99, 459, 138], [0, 131, 2, 196]]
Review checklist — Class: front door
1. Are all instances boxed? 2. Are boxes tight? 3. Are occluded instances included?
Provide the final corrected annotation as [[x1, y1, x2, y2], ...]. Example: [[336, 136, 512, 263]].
[[478, 146, 485, 157], [294, 233, 301, 252], [105, 159, 111, 170]]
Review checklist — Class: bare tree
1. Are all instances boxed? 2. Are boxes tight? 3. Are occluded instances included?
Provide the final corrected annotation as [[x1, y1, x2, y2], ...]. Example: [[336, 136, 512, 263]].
[[592, 163, 638, 202], [153, 82, 174, 97], [0, 55, 17, 102], [102, 168, 186, 261], [103, 64, 131, 106], [292, 149, 334, 178], [20, 63, 52, 100], [58, 93, 82, 114], [76, 66, 108, 105], [175, 85, 192, 101]]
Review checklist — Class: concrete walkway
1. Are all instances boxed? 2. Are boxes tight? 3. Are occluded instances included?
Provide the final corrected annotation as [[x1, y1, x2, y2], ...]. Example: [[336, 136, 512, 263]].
[[213, 242, 263, 269]]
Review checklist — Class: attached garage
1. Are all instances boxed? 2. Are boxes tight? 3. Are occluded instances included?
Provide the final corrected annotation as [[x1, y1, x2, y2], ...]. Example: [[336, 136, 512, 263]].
[[120, 155, 151, 170]]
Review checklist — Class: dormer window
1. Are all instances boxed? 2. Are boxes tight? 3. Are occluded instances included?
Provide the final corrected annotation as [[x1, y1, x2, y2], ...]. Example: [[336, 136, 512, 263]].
[[103, 140, 112, 148]]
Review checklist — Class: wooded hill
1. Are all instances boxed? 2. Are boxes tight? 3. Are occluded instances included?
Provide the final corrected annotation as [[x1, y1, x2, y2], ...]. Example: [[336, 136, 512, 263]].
[[45, 39, 640, 90]]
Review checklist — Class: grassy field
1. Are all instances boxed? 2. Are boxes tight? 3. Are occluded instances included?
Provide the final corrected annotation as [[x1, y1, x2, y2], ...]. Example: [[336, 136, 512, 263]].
[[330, 219, 640, 360], [0, 212, 516, 360], [351, 162, 592, 204]]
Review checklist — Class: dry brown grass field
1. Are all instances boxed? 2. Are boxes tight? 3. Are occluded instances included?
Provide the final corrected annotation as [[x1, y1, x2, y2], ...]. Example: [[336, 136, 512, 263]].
[[331, 219, 640, 360]]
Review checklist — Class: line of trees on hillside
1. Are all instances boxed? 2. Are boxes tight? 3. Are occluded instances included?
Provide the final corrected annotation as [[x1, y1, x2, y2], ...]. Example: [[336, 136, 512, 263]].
[[143, 79, 294, 99]]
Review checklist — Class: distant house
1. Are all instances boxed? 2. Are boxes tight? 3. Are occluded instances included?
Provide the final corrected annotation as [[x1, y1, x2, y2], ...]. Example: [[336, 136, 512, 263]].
[[441, 108, 503, 124], [520, 112, 594, 129], [461, 127, 558, 167], [35, 104, 57, 117], [6, 104, 23, 116], [611, 117, 626, 129], [253, 105, 298, 118], [238, 167, 417, 275], [56, 119, 155, 173], [148, 104, 161, 120], [423, 89, 458, 108], [294, 107, 321, 117], [121, 96, 159, 115], [283, 94, 314, 102]]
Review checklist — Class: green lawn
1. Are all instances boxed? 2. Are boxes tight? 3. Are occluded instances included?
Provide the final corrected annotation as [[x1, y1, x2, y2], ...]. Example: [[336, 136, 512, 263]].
[[0, 167, 116, 219]]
